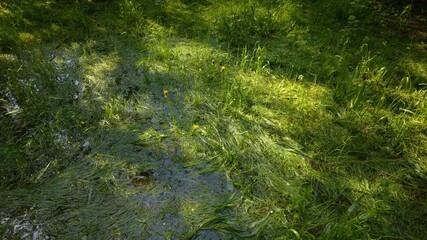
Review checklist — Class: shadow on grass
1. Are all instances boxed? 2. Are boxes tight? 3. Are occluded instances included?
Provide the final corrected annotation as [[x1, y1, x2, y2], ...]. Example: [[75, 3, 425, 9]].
[[0, 1, 244, 237], [0, 46, 244, 238], [1, 0, 426, 238]]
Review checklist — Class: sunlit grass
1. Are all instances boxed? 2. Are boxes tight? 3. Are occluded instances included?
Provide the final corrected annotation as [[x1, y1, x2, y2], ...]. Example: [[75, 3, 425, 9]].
[[1, 0, 426, 238]]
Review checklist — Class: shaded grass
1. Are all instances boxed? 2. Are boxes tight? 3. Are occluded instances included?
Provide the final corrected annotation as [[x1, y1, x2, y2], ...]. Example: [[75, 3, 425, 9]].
[[1, 0, 427, 238]]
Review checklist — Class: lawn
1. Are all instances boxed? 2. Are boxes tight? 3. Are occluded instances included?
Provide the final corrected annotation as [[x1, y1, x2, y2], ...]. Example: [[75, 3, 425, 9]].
[[1, 0, 426, 239]]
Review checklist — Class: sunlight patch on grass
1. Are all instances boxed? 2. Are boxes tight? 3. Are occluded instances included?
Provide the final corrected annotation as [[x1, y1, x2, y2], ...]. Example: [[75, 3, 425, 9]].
[[0, 5, 12, 17], [17, 32, 40, 46], [83, 52, 121, 94], [405, 59, 427, 84], [1, 0, 427, 238]]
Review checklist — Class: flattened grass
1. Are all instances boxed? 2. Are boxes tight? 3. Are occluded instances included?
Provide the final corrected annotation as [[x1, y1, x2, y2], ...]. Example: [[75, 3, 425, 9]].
[[1, 0, 426, 238]]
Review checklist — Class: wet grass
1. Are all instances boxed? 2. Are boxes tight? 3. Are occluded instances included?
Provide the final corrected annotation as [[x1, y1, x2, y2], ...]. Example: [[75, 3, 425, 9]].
[[1, 0, 427, 238]]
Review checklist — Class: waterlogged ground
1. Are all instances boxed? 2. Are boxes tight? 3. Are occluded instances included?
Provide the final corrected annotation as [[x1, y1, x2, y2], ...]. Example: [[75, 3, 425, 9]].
[[1, 0, 427, 239], [0, 47, 245, 239]]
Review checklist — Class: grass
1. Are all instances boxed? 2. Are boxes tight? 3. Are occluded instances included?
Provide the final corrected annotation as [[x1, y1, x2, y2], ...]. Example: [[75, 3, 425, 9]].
[[1, 0, 426, 238]]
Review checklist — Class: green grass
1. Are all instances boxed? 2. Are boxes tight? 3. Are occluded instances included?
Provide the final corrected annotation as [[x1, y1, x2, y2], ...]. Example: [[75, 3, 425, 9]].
[[1, 0, 426, 238]]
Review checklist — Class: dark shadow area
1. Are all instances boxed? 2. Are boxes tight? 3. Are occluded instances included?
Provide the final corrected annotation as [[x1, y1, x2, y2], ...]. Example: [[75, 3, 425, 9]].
[[0, 0, 128, 187], [0, 0, 118, 52]]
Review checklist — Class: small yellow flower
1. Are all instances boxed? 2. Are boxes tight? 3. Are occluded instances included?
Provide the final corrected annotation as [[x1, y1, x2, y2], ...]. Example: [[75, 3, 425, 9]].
[[220, 65, 226, 72], [192, 124, 199, 130], [163, 90, 169, 97]]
